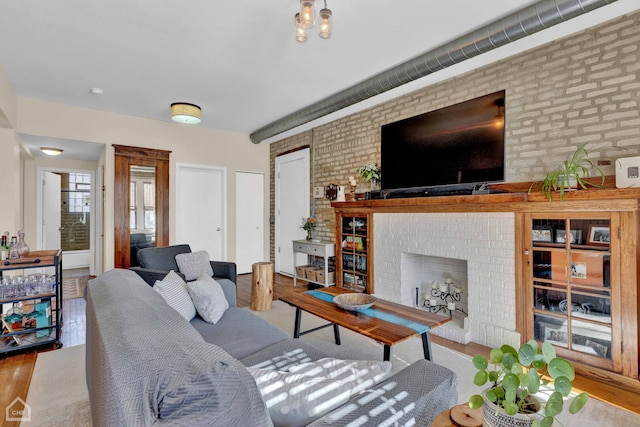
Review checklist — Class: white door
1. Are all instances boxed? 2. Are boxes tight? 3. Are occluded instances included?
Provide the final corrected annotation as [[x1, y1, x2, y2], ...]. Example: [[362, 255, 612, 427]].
[[42, 172, 61, 251], [275, 149, 310, 275], [176, 164, 226, 260], [235, 171, 264, 274]]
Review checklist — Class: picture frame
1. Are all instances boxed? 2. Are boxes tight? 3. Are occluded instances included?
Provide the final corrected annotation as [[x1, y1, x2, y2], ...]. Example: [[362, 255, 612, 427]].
[[585, 339, 609, 358], [544, 325, 568, 344], [587, 225, 610, 246], [532, 226, 553, 243], [555, 229, 582, 244]]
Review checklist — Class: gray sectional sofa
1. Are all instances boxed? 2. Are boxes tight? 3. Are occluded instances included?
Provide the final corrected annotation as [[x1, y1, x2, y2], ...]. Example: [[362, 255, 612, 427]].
[[86, 265, 458, 426]]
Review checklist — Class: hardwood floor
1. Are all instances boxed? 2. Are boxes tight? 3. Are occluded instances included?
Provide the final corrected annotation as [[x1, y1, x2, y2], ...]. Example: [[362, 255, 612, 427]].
[[1, 272, 638, 422]]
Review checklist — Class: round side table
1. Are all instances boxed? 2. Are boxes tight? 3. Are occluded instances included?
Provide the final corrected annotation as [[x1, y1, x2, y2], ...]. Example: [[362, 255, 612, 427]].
[[432, 403, 483, 427]]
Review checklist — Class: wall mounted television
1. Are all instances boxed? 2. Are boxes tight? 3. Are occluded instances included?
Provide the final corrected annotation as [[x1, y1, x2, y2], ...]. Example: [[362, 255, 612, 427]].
[[380, 90, 505, 196]]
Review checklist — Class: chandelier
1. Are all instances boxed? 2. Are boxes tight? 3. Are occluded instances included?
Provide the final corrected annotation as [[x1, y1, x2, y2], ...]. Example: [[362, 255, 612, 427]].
[[295, 0, 332, 42]]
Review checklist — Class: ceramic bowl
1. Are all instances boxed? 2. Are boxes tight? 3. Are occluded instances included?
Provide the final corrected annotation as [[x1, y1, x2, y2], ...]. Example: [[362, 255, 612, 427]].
[[333, 293, 376, 311]]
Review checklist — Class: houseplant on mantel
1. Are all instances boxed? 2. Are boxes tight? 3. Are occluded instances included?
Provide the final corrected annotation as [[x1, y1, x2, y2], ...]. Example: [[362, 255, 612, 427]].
[[356, 162, 381, 191], [530, 142, 605, 201], [469, 340, 588, 427]]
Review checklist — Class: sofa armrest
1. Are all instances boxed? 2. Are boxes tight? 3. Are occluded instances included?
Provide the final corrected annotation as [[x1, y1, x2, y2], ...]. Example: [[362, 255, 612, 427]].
[[129, 267, 186, 286], [210, 261, 237, 284], [309, 359, 457, 426]]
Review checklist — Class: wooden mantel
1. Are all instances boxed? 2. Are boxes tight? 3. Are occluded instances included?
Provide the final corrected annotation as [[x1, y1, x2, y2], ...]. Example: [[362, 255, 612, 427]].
[[331, 184, 640, 214]]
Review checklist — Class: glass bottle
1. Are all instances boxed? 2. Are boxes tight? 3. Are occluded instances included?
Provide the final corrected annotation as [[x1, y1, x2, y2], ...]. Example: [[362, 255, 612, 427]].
[[16, 230, 30, 258], [9, 236, 19, 259]]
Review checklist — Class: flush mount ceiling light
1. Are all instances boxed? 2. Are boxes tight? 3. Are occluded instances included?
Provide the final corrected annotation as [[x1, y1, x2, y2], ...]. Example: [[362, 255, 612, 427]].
[[170, 103, 201, 124], [40, 147, 64, 156], [295, 0, 332, 42]]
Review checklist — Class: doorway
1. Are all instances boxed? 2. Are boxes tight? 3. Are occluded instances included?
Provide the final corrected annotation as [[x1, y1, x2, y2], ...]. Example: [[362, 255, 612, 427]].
[[275, 148, 310, 275], [37, 168, 96, 272]]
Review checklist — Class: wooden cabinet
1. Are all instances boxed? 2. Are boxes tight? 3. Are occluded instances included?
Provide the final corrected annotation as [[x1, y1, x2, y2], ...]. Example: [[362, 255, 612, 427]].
[[520, 210, 638, 386], [335, 213, 373, 293]]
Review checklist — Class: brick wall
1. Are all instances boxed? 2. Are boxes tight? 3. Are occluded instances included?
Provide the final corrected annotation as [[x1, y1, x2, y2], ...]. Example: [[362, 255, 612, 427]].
[[269, 11, 640, 259]]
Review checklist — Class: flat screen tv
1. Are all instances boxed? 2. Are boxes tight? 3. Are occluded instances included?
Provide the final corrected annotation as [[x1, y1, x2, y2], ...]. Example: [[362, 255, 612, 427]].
[[380, 90, 505, 195]]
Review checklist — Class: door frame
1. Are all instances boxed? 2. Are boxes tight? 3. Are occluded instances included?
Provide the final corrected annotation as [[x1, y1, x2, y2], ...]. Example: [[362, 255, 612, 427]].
[[36, 166, 97, 272], [274, 148, 310, 274]]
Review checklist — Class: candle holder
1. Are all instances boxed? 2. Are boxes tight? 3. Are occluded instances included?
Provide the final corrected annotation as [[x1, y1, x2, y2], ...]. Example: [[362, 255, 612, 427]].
[[423, 285, 463, 318]]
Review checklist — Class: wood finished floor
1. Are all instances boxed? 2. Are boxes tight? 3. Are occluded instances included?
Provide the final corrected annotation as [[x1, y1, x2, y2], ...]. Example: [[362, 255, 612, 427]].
[[1, 272, 638, 423]]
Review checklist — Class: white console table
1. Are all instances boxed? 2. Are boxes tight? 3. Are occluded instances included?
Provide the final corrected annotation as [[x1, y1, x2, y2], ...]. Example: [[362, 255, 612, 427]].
[[293, 240, 336, 287]]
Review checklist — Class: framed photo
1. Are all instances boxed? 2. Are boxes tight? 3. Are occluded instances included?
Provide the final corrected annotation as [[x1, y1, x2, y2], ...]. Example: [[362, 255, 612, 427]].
[[587, 225, 610, 246], [585, 339, 609, 358], [555, 229, 582, 244], [532, 226, 553, 243], [544, 326, 568, 345]]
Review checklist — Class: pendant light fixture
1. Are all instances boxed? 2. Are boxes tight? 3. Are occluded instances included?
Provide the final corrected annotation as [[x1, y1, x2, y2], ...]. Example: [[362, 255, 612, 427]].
[[295, 0, 332, 42], [171, 103, 201, 124]]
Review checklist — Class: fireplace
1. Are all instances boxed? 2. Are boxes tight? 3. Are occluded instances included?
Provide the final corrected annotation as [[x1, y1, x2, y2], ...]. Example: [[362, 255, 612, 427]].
[[373, 212, 521, 348]]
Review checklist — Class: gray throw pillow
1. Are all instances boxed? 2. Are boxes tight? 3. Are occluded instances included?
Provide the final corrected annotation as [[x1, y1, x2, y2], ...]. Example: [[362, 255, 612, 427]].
[[186, 274, 229, 324], [175, 250, 214, 281], [153, 270, 197, 321], [248, 358, 392, 427]]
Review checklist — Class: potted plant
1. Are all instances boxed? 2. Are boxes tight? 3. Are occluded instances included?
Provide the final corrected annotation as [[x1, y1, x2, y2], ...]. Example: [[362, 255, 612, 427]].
[[530, 142, 605, 201], [469, 340, 588, 427], [356, 162, 381, 191]]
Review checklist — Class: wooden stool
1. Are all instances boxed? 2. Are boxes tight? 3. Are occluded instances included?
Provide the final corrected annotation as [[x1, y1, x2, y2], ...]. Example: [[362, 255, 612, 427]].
[[432, 404, 482, 427], [251, 262, 274, 311]]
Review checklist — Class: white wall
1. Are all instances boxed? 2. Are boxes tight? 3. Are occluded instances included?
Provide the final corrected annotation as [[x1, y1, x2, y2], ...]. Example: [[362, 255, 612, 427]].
[[9, 95, 270, 272]]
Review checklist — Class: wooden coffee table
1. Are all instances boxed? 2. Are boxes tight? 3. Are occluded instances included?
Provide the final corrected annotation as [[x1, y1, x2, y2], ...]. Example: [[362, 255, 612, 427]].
[[280, 287, 450, 361]]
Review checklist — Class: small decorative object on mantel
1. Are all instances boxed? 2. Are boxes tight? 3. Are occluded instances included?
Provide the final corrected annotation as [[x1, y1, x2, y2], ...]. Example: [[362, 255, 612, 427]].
[[300, 217, 317, 241], [356, 162, 381, 192]]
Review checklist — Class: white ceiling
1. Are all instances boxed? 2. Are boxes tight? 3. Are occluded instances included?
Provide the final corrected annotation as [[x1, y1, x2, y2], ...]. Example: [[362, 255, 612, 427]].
[[1, 0, 638, 157]]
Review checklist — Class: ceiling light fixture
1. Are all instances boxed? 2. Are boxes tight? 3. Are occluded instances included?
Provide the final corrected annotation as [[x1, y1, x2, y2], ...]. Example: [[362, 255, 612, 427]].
[[40, 147, 64, 156], [170, 103, 201, 124], [295, 0, 332, 42]]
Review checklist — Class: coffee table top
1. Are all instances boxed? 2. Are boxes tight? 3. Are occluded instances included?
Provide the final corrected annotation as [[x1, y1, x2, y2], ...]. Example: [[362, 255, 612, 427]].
[[280, 287, 450, 346]]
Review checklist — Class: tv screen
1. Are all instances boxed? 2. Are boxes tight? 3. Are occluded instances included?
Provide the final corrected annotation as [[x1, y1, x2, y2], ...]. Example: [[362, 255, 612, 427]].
[[381, 90, 505, 194]]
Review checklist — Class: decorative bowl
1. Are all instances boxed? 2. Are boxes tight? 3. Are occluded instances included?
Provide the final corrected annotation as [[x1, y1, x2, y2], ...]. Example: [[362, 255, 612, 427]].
[[333, 293, 376, 311]]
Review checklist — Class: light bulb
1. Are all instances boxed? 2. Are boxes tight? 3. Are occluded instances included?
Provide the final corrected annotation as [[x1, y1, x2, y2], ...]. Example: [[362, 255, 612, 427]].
[[295, 13, 308, 43], [318, 8, 332, 39], [299, 0, 315, 29]]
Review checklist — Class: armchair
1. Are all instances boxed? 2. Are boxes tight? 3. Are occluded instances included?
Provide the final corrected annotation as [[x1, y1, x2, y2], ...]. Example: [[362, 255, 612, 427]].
[[130, 244, 237, 287]]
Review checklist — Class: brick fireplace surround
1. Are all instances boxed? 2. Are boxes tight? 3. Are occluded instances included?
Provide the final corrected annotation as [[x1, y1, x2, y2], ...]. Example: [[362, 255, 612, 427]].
[[374, 212, 521, 349]]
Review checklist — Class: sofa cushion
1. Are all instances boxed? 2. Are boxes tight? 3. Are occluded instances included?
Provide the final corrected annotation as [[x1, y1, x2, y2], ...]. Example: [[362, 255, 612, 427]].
[[153, 270, 196, 321], [176, 250, 214, 281], [187, 274, 229, 324], [191, 308, 290, 360], [240, 339, 328, 371], [248, 358, 392, 427]]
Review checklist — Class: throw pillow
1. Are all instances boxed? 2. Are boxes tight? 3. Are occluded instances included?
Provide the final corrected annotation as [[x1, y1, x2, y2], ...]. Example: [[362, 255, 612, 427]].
[[186, 274, 229, 324], [153, 270, 197, 321], [175, 250, 214, 281], [248, 358, 392, 427]]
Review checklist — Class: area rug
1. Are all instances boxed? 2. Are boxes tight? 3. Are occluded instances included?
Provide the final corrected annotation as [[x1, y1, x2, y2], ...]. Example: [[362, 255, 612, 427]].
[[22, 302, 640, 426], [61, 277, 88, 300], [22, 344, 91, 426]]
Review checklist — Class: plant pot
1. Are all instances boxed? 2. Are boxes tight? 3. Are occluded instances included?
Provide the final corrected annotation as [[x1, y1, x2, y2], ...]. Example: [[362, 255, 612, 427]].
[[482, 390, 543, 427], [557, 175, 579, 191]]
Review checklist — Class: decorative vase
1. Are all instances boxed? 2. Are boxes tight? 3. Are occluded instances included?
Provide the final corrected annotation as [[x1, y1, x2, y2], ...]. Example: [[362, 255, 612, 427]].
[[370, 180, 381, 192], [481, 390, 543, 427], [306, 229, 313, 241], [16, 230, 30, 258]]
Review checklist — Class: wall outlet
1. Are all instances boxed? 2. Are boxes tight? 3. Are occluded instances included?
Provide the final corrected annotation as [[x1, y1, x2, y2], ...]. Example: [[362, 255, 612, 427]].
[[313, 186, 324, 198]]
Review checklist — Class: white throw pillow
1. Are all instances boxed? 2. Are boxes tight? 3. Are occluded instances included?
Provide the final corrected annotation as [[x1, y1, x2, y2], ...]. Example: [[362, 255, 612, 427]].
[[175, 250, 214, 281], [248, 358, 392, 427], [186, 274, 229, 324], [153, 270, 196, 321]]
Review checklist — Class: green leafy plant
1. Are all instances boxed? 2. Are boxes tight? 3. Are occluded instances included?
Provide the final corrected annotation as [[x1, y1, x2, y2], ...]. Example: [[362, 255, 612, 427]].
[[356, 163, 380, 184], [530, 143, 605, 201], [469, 341, 588, 427]]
